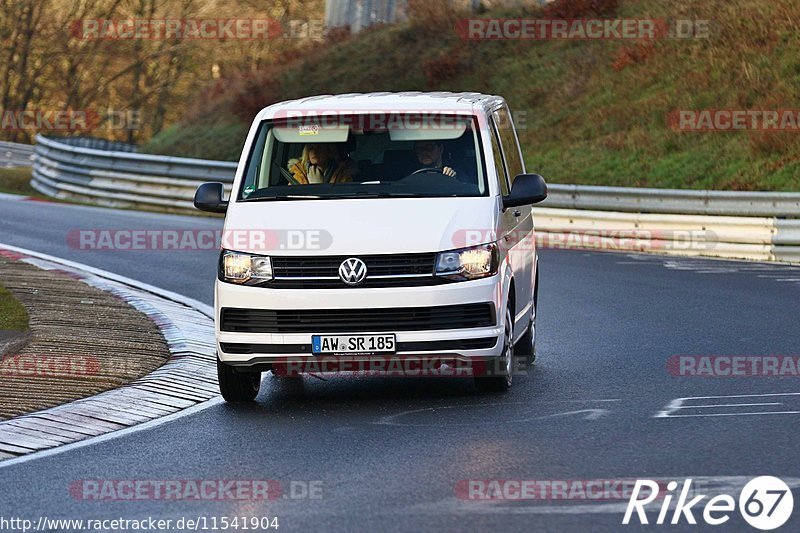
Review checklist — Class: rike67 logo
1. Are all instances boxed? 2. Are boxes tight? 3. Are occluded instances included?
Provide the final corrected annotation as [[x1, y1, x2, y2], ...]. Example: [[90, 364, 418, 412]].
[[623, 477, 794, 530]]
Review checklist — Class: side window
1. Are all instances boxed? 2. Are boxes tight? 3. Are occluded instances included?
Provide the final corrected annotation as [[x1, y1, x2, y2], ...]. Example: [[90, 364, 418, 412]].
[[492, 107, 524, 184], [489, 119, 510, 196], [240, 123, 270, 198]]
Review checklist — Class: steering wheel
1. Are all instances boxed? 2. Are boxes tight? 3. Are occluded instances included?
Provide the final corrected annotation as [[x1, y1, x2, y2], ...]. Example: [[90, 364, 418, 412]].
[[408, 167, 446, 176]]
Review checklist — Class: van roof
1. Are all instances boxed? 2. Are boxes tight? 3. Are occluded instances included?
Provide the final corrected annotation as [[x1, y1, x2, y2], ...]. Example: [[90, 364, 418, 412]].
[[256, 92, 506, 120]]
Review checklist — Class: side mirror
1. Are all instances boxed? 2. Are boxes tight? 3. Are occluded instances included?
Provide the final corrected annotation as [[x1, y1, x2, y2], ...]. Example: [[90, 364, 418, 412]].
[[194, 182, 228, 213], [503, 174, 548, 209]]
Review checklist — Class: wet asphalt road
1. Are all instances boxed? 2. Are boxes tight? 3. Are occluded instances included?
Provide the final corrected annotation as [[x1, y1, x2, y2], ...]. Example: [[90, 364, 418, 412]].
[[1, 195, 799, 532]]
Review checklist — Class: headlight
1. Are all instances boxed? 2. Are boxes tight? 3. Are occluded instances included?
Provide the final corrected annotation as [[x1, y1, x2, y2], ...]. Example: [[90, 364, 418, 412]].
[[219, 250, 273, 284], [435, 243, 499, 281]]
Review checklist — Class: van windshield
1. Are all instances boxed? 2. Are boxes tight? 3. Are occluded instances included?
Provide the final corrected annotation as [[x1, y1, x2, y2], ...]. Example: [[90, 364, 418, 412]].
[[237, 114, 487, 201]]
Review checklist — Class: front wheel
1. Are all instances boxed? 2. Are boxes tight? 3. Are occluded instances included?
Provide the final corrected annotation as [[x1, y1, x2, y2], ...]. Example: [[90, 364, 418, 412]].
[[475, 304, 514, 392], [516, 271, 538, 366], [217, 357, 261, 402], [515, 311, 536, 367]]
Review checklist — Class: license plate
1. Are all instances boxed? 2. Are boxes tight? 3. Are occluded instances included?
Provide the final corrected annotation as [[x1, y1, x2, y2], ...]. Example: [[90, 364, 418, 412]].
[[312, 334, 396, 354]]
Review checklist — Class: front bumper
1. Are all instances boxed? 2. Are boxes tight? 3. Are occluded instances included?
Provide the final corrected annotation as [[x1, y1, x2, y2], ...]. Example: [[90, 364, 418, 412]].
[[215, 274, 505, 365]]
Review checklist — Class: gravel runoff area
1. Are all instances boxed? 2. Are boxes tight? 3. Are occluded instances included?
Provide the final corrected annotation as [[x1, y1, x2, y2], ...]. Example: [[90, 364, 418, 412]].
[[0, 251, 170, 419]]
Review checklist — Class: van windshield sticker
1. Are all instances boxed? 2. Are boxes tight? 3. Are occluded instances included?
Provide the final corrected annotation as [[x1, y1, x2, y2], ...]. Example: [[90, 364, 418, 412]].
[[299, 125, 320, 136]]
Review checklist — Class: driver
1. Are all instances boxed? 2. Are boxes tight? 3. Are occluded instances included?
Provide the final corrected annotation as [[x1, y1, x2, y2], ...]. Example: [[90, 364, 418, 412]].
[[412, 141, 461, 178]]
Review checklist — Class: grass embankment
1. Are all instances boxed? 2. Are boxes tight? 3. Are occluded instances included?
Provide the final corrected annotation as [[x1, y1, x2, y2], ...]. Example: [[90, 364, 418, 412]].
[[0, 167, 36, 196], [0, 284, 29, 331], [143, 0, 800, 191]]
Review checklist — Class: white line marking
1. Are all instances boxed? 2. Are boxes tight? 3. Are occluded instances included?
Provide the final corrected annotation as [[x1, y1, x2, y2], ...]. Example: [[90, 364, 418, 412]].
[[658, 411, 800, 418], [675, 402, 783, 409], [0, 397, 224, 470], [0, 192, 27, 201], [655, 393, 800, 418], [675, 392, 800, 400], [375, 403, 613, 426], [539, 409, 609, 421]]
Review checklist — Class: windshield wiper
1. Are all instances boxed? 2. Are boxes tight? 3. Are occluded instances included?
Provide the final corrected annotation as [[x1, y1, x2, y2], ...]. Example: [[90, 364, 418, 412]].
[[332, 191, 421, 198], [243, 192, 451, 201], [243, 195, 323, 201]]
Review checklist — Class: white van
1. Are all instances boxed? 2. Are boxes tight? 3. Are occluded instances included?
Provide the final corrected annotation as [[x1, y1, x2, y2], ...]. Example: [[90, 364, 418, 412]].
[[194, 92, 547, 401]]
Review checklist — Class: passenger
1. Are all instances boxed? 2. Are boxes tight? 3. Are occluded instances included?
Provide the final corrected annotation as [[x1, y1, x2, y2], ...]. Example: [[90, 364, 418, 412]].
[[287, 144, 357, 184]]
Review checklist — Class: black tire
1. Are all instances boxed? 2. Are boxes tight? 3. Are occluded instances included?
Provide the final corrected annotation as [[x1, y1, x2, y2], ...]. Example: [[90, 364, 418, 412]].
[[217, 357, 261, 402], [475, 304, 514, 392], [515, 313, 536, 367]]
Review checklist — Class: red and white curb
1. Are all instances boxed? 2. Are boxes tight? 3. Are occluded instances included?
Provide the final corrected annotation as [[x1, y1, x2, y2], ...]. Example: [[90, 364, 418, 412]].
[[0, 243, 220, 465]]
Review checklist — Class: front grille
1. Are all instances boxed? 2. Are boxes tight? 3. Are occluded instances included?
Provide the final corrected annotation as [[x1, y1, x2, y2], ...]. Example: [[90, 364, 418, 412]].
[[272, 253, 435, 276], [267, 253, 440, 289], [220, 303, 496, 333]]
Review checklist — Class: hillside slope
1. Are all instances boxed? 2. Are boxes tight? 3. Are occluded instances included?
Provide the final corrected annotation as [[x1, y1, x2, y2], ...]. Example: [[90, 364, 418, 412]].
[[144, 0, 800, 191]]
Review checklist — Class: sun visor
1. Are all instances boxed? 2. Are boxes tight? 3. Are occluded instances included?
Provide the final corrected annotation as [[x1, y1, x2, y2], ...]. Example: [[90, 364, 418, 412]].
[[388, 125, 468, 141], [272, 123, 350, 143]]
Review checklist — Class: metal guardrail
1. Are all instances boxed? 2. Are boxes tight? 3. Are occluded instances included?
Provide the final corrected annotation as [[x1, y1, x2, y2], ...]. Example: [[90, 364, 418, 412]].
[[534, 208, 778, 263], [0, 141, 35, 168], [773, 220, 800, 263], [54, 136, 138, 153], [28, 135, 800, 263], [31, 134, 235, 212], [543, 184, 800, 218], [539, 185, 800, 262]]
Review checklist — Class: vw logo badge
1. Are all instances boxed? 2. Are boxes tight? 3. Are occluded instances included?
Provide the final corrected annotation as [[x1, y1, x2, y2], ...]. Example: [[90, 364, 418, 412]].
[[338, 258, 368, 286]]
